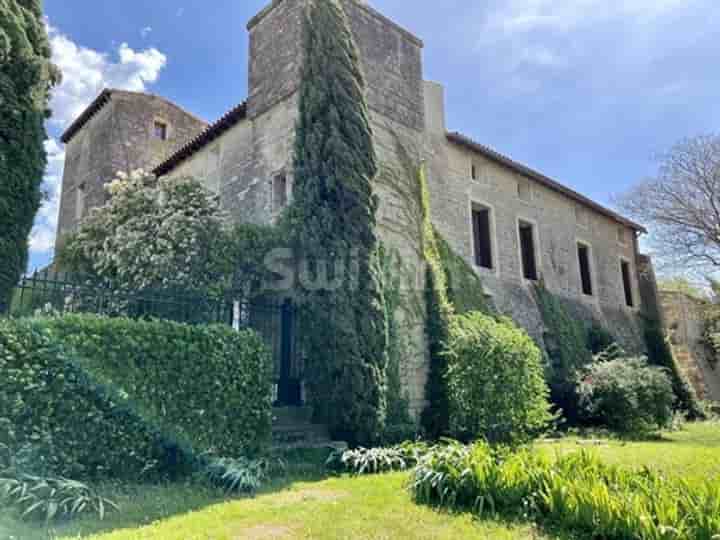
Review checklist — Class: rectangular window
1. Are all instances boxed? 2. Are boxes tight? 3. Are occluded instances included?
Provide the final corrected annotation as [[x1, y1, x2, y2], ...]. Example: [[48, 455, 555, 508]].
[[518, 179, 532, 202], [154, 121, 168, 141], [577, 243, 593, 296], [617, 226, 627, 245], [518, 220, 538, 281], [273, 174, 288, 211], [75, 182, 85, 221], [471, 206, 493, 270], [471, 163, 478, 181], [621, 260, 634, 307]]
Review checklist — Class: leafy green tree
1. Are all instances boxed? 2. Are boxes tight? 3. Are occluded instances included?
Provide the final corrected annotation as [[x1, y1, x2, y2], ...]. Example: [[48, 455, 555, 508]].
[[0, 0, 59, 312], [59, 170, 226, 294], [285, 0, 389, 445]]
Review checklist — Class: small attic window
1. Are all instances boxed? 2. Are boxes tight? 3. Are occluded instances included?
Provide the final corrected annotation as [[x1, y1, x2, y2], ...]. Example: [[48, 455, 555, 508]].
[[471, 163, 478, 181], [154, 120, 168, 141], [518, 179, 532, 202], [617, 226, 628, 245]]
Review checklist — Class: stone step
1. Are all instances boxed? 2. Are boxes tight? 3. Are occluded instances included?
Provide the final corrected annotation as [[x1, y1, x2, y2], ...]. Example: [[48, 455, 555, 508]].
[[272, 423, 330, 445], [272, 406, 314, 426]]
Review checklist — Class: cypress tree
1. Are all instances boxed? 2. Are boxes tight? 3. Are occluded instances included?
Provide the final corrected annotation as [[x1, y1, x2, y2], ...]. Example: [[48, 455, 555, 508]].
[[0, 0, 58, 312], [286, 0, 389, 446]]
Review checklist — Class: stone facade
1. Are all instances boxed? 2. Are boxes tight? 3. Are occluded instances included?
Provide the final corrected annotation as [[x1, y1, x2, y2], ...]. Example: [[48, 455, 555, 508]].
[[55, 90, 207, 251], [55, 0, 659, 416], [660, 291, 720, 402]]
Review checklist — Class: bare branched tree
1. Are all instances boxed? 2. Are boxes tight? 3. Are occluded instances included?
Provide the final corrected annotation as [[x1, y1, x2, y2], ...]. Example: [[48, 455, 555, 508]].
[[616, 134, 720, 273]]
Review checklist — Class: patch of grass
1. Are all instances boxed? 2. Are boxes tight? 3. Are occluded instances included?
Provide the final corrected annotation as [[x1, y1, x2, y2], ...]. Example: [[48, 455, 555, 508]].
[[1, 475, 548, 540], [5, 423, 718, 540], [538, 421, 720, 481]]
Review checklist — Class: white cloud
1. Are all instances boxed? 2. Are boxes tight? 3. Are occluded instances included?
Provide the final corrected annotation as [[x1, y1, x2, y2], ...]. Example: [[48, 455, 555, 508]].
[[30, 26, 168, 257], [47, 25, 167, 128], [140, 26, 153, 39], [30, 139, 65, 254]]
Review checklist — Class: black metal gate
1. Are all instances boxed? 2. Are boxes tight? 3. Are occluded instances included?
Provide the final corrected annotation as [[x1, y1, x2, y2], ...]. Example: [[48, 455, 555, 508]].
[[237, 298, 303, 407], [9, 270, 305, 407]]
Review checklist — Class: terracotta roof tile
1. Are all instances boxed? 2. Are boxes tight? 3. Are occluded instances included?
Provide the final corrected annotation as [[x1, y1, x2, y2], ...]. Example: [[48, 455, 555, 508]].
[[152, 101, 248, 177]]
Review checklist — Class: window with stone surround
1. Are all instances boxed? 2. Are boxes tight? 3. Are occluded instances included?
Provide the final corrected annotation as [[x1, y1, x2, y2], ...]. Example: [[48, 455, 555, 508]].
[[577, 242, 593, 296], [273, 173, 288, 212], [471, 204, 493, 270], [621, 259, 634, 307], [518, 220, 539, 281], [154, 120, 168, 141], [518, 178, 532, 202], [75, 182, 86, 221]]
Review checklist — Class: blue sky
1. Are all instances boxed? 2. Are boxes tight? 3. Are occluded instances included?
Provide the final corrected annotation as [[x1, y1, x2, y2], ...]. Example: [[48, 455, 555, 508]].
[[29, 0, 720, 272]]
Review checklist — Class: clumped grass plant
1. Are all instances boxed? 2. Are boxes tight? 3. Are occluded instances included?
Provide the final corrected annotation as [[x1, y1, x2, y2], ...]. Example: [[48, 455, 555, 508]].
[[0, 475, 118, 523], [411, 440, 720, 540]]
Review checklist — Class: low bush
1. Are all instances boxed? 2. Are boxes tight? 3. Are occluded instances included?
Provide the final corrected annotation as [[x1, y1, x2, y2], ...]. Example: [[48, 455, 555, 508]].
[[577, 357, 675, 434], [326, 441, 430, 475], [0, 318, 196, 479], [445, 312, 554, 445], [411, 441, 720, 540], [202, 457, 281, 494], [0, 474, 118, 523], [44, 314, 273, 457]]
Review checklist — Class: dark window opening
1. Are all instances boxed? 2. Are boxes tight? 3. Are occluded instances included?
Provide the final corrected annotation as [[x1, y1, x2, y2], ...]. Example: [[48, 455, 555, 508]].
[[578, 244, 593, 296], [471, 163, 478, 180], [472, 206, 493, 269], [621, 260, 634, 307], [154, 121, 168, 141], [273, 174, 288, 211], [519, 221, 538, 281]]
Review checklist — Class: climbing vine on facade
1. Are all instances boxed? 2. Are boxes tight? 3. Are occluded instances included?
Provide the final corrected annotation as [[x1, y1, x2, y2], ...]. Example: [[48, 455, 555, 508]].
[[284, 0, 389, 446]]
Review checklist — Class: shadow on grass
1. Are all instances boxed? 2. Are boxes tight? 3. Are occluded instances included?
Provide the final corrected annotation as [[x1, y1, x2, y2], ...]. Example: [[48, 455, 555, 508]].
[[5, 447, 336, 540]]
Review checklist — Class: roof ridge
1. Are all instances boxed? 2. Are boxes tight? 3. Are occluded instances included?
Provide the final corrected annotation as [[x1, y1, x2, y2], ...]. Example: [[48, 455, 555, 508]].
[[60, 88, 208, 144], [446, 131, 646, 232]]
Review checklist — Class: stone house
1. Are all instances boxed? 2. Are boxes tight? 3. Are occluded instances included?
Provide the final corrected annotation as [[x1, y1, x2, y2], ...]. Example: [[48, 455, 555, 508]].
[[55, 0, 660, 415]]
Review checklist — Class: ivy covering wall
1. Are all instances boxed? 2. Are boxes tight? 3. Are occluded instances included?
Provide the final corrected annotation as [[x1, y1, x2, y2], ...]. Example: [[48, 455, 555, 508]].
[[284, 0, 389, 446], [0, 0, 59, 312], [417, 164, 455, 439]]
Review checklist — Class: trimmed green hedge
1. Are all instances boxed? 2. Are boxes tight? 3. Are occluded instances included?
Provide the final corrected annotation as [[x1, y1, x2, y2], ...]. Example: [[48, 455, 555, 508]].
[[0, 318, 196, 479], [44, 315, 273, 457]]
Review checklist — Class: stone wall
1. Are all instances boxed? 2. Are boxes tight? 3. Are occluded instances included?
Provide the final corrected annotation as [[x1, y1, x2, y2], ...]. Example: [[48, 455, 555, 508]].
[[424, 86, 645, 351], [55, 91, 207, 251], [660, 291, 720, 402]]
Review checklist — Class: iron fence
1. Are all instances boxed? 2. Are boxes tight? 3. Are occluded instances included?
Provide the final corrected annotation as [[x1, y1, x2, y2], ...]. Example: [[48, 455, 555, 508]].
[[8, 269, 304, 406]]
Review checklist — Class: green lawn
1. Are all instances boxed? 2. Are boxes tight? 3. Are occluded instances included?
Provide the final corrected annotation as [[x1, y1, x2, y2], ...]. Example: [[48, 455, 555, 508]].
[[2, 422, 718, 540], [1, 474, 546, 540], [537, 421, 720, 481]]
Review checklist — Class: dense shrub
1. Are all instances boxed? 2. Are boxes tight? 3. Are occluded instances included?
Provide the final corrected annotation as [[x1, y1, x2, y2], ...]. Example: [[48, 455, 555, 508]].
[[577, 357, 675, 433], [44, 314, 273, 457], [411, 441, 720, 540], [445, 312, 554, 445], [586, 322, 616, 355], [0, 318, 196, 479]]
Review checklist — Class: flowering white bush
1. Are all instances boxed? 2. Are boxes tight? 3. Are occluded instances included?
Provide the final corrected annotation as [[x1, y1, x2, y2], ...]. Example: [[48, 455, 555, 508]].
[[60, 170, 226, 293]]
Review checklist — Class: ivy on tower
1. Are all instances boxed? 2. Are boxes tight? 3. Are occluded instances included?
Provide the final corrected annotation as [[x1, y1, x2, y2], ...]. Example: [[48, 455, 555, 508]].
[[285, 0, 389, 446]]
